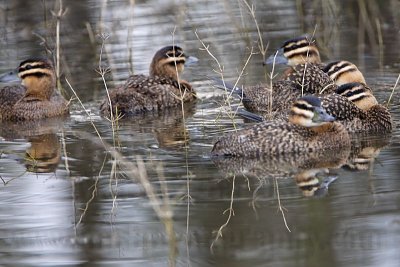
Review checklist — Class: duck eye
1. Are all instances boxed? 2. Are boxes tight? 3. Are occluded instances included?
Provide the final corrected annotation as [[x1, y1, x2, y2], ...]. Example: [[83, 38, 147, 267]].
[[25, 64, 32, 70]]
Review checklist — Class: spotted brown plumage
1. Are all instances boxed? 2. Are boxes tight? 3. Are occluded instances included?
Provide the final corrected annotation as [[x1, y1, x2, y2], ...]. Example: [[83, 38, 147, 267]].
[[265, 36, 365, 96], [0, 58, 69, 121], [237, 62, 347, 118], [325, 82, 392, 134], [211, 96, 350, 158], [100, 46, 196, 117], [225, 36, 365, 119], [240, 82, 392, 134]]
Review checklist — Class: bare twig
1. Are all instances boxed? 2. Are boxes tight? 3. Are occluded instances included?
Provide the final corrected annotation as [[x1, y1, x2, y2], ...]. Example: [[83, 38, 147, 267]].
[[76, 156, 106, 226], [268, 50, 279, 117], [65, 78, 105, 147], [211, 175, 236, 251], [387, 73, 400, 107], [241, 0, 268, 60], [274, 178, 291, 232], [51, 0, 68, 89]]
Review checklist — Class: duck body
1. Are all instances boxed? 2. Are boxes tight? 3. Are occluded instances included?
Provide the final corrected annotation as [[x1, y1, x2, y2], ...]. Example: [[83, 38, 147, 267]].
[[100, 46, 196, 118], [212, 96, 350, 158], [240, 63, 337, 117], [241, 83, 393, 134], [319, 94, 380, 134], [101, 74, 195, 117], [217, 36, 367, 121], [241, 60, 365, 118], [324, 82, 392, 134], [0, 58, 69, 121], [211, 120, 349, 158]]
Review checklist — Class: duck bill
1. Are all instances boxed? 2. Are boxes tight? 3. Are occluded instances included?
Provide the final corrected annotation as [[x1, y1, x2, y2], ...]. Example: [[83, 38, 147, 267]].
[[184, 56, 199, 66], [315, 107, 335, 123], [264, 48, 288, 65], [321, 113, 335, 122], [0, 69, 20, 83]]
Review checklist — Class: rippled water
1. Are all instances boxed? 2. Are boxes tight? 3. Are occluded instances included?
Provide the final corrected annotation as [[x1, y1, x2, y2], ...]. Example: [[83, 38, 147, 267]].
[[1, 0, 400, 266]]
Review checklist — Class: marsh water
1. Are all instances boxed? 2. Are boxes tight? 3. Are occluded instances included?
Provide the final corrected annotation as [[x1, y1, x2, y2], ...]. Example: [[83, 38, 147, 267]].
[[1, 0, 400, 266]]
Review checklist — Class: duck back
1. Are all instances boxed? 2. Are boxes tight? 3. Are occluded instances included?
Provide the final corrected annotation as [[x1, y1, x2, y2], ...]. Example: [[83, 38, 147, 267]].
[[100, 74, 195, 117], [211, 121, 349, 158]]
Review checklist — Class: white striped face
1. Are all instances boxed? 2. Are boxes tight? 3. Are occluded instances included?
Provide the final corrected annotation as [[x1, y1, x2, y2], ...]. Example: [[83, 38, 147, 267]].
[[289, 97, 335, 127], [289, 100, 315, 127], [18, 59, 54, 85], [162, 48, 186, 68], [150, 46, 188, 77], [282, 37, 321, 65], [336, 82, 378, 110], [16, 58, 55, 98], [324, 61, 366, 85]]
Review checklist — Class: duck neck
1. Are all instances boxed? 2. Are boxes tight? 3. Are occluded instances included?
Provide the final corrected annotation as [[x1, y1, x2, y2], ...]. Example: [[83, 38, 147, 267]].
[[310, 123, 335, 133], [150, 61, 182, 81], [23, 77, 54, 101]]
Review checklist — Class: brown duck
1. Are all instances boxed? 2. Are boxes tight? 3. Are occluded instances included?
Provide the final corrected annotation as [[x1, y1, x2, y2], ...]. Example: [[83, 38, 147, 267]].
[[211, 95, 350, 158], [0, 58, 69, 121], [100, 46, 197, 118]]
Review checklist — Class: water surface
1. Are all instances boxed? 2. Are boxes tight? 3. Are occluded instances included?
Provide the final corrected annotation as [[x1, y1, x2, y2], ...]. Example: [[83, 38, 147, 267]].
[[0, 1, 400, 266]]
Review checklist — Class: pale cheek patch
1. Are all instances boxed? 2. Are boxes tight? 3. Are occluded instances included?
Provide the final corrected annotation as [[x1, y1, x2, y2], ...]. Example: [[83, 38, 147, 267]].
[[335, 70, 366, 85], [285, 46, 319, 59], [291, 106, 313, 118], [290, 116, 313, 127], [355, 96, 378, 110], [163, 57, 186, 65]]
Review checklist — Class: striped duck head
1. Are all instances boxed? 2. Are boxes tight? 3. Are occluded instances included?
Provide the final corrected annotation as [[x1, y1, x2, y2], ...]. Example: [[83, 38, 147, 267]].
[[336, 82, 378, 111], [18, 58, 56, 101], [289, 95, 335, 127], [265, 36, 321, 66], [149, 45, 197, 81], [323, 60, 366, 86]]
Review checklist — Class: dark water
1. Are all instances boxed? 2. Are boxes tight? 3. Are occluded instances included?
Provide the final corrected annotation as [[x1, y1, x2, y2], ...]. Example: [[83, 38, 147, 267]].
[[1, 0, 400, 266]]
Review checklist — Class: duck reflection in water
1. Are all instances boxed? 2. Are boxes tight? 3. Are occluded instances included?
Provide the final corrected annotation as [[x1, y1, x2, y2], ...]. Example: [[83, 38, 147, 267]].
[[116, 102, 196, 150], [212, 135, 390, 197], [344, 135, 391, 171], [25, 133, 61, 173], [0, 118, 65, 174]]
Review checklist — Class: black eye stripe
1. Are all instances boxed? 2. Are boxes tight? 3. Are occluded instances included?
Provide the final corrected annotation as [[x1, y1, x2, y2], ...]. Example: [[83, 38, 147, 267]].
[[168, 59, 186, 65], [323, 61, 356, 74], [336, 82, 364, 94], [284, 41, 314, 52], [20, 72, 50, 79], [287, 50, 319, 59], [327, 65, 354, 76], [294, 103, 313, 111], [19, 64, 50, 72], [341, 88, 365, 98]]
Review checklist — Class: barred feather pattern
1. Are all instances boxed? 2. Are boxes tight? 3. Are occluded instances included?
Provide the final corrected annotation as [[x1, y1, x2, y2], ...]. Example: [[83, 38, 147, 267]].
[[211, 120, 350, 158], [240, 64, 336, 117], [0, 85, 69, 121], [100, 74, 196, 117], [284, 63, 336, 94]]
